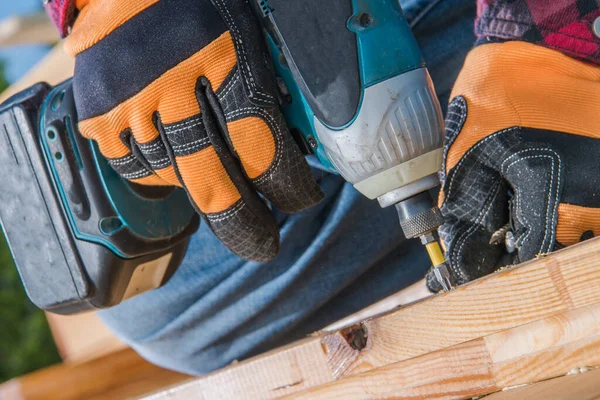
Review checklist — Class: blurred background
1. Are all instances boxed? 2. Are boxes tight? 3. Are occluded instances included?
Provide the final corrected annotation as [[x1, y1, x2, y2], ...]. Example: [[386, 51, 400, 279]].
[[0, 1, 62, 383]]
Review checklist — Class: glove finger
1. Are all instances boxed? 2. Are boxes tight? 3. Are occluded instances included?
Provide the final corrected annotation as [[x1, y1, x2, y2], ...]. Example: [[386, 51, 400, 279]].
[[439, 132, 563, 290], [214, 68, 323, 213], [556, 204, 600, 246], [206, 0, 324, 212], [225, 111, 324, 213], [433, 99, 519, 289], [436, 170, 509, 289], [77, 118, 172, 186], [149, 80, 280, 262], [174, 150, 279, 262], [516, 130, 600, 249], [204, 80, 280, 261], [500, 144, 562, 261]]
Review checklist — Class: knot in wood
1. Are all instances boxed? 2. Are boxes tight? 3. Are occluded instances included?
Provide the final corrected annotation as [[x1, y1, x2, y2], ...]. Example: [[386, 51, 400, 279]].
[[342, 324, 368, 352]]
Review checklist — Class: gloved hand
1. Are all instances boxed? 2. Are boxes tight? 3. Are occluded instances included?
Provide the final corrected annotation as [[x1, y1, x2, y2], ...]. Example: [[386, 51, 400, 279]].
[[65, 0, 323, 261], [428, 41, 600, 291]]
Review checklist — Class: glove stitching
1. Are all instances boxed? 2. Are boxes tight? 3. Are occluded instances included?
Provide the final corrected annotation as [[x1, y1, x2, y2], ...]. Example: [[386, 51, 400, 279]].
[[513, 190, 530, 248], [111, 167, 149, 177], [165, 121, 204, 135], [502, 151, 561, 254], [453, 179, 503, 281], [108, 155, 136, 166], [500, 149, 548, 248], [138, 142, 163, 152], [163, 121, 211, 154], [164, 116, 203, 130], [137, 141, 170, 169], [108, 159, 148, 177], [446, 111, 464, 119], [121, 169, 152, 180], [140, 146, 165, 155], [441, 97, 467, 188], [171, 138, 211, 151], [225, 107, 283, 185], [206, 200, 246, 222], [148, 157, 170, 169], [213, 0, 274, 103], [446, 127, 519, 202], [108, 152, 153, 178], [217, 71, 240, 101]]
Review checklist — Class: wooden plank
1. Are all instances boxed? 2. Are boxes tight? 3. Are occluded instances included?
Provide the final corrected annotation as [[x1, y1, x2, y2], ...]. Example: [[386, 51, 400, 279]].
[[143, 237, 600, 400], [46, 311, 127, 364], [323, 279, 431, 332], [0, 348, 191, 400], [284, 302, 600, 400], [143, 338, 333, 400], [0, 13, 60, 47], [483, 367, 600, 400]]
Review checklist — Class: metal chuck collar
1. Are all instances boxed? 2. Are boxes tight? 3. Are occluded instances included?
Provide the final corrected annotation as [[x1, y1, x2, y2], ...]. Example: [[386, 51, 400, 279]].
[[395, 192, 454, 292]]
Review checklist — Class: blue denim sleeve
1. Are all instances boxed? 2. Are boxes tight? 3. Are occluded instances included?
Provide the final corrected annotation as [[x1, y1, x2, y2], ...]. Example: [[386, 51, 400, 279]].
[[98, 0, 477, 375]]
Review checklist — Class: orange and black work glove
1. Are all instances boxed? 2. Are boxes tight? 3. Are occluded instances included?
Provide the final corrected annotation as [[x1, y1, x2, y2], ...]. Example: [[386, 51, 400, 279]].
[[66, 0, 323, 261], [428, 42, 600, 292]]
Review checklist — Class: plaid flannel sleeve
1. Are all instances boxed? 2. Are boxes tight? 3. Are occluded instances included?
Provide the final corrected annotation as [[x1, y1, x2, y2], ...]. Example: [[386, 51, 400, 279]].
[[44, 0, 76, 38], [477, 0, 600, 63], [45, 0, 600, 63]]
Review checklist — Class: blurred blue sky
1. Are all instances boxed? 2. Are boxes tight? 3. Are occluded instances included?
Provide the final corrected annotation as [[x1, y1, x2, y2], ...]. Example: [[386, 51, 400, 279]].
[[0, 1, 51, 83]]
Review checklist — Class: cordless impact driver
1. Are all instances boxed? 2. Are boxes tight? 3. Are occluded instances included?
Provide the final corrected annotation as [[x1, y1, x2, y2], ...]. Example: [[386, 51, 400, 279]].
[[253, 0, 453, 290]]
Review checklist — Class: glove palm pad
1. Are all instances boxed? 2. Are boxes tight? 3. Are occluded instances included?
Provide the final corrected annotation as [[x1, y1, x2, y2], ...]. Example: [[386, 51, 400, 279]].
[[67, 0, 323, 261]]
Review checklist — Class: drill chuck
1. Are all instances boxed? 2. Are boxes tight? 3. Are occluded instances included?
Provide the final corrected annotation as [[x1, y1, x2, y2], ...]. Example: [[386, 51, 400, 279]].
[[395, 192, 443, 239], [394, 191, 454, 291]]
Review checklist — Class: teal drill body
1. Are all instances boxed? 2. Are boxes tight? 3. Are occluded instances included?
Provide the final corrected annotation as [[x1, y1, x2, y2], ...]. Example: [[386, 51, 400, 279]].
[[263, 0, 426, 172], [255, 0, 444, 201], [255, 0, 453, 290]]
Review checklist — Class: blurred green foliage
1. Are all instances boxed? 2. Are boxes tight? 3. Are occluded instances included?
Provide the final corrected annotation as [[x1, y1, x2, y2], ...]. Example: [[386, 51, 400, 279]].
[[0, 61, 61, 383], [0, 65, 6, 89]]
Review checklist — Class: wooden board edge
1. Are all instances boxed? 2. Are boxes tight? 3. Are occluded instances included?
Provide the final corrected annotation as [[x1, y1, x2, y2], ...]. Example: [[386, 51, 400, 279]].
[[144, 237, 600, 400], [283, 302, 600, 399]]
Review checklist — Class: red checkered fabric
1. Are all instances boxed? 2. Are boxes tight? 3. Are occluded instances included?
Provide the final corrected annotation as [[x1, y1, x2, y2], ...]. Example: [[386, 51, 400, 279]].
[[44, 0, 76, 38], [477, 0, 600, 63], [45, 0, 600, 62]]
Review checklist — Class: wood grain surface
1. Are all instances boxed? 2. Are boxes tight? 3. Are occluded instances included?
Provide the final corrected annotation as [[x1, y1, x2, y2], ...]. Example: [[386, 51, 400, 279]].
[[284, 303, 600, 399], [45, 311, 127, 364], [144, 237, 600, 400], [0, 348, 191, 400], [484, 366, 600, 400]]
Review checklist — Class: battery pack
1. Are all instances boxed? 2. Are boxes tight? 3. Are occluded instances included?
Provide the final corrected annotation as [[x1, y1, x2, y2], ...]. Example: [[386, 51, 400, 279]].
[[0, 81, 199, 314]]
